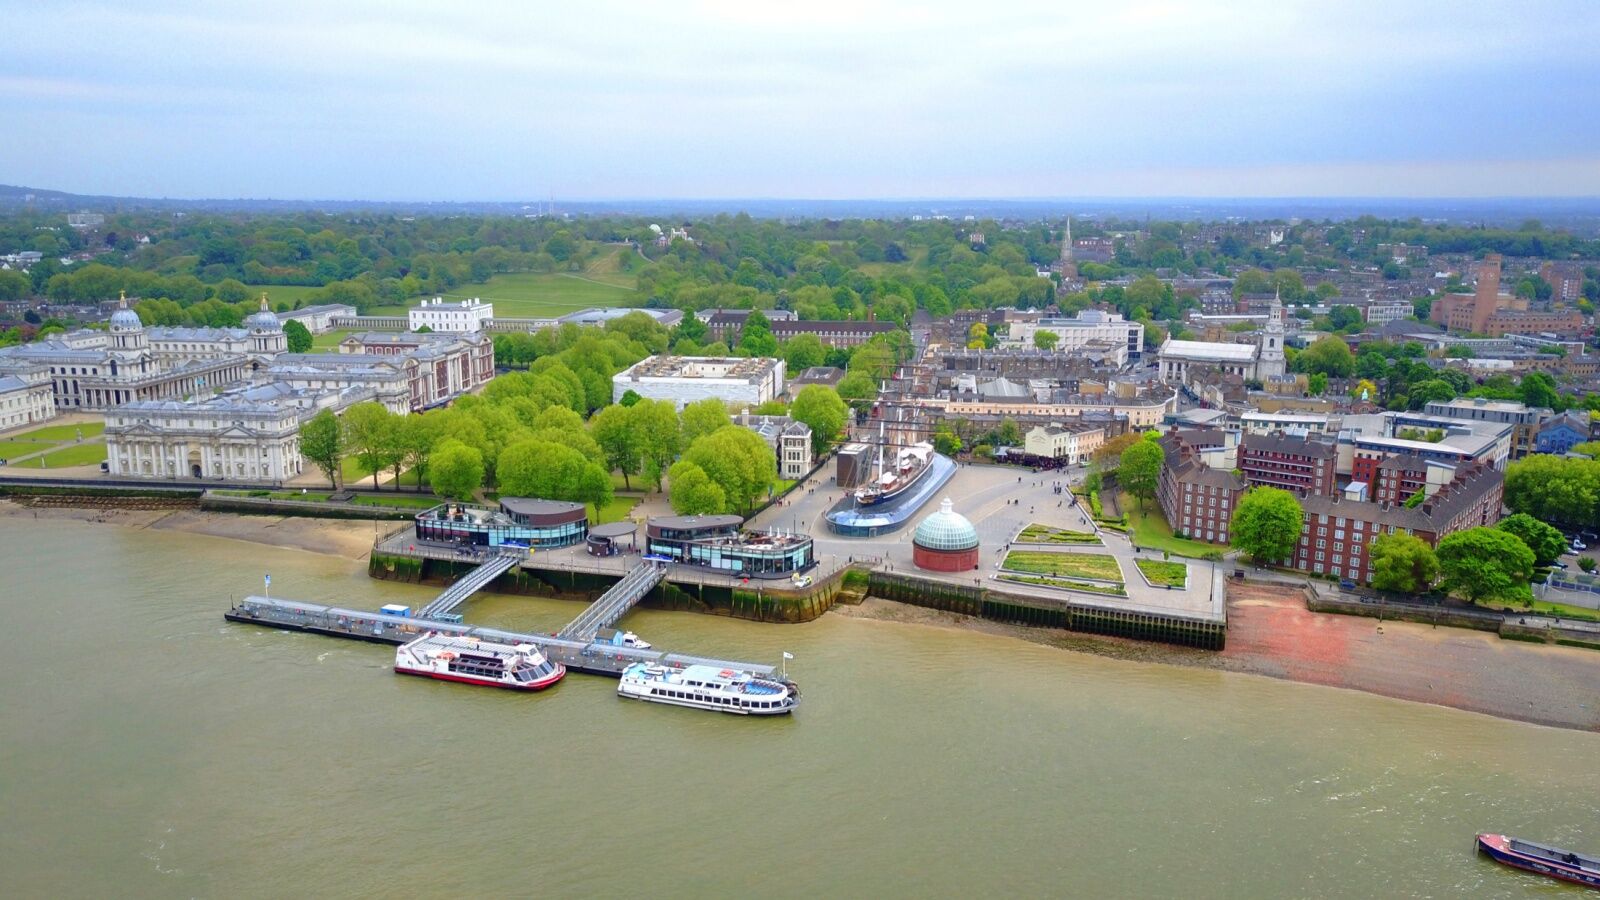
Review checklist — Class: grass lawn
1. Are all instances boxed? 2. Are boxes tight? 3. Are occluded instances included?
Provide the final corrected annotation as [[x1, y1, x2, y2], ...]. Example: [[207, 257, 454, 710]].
[[1002, 550, 1123, 582], [244, 284, 326, 307], [998, 572, 1127, 597], [415, 271, 637, 318], [1016, 523, 1102, 545], [1135, 559, 1189, 588], [593, 496, 639, 525], [11, 421, 106, 441], [310, 329, 355, 352], [29, 443, 107, 468], [1120, 491, 1230, 559], [0, 440, 54, 459], [1521, 599, 1600, 622]]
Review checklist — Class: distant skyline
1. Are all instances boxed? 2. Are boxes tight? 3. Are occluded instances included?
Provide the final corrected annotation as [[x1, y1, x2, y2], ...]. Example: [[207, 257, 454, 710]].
[[5, 1, 1600, 201]]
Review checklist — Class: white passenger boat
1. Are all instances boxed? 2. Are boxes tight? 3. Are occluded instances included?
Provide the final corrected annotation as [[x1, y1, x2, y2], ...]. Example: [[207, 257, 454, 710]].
[[395, 632, 565, 691], [618, 662, 799, 715]]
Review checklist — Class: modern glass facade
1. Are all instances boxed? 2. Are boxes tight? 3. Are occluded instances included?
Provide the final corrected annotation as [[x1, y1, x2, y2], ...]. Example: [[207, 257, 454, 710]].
[[415, 502, 588, 548]]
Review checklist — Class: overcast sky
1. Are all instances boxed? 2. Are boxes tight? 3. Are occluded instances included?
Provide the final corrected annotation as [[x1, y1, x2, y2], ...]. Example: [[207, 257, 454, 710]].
[[4, 0, 1599, 200]]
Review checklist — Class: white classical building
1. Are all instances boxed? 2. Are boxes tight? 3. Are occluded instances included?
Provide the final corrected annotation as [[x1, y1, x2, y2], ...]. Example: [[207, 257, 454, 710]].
[[1157, 301, 1286, 384], [613, 355, 786, 409], [731, 413, 814, 479], [1003, 310, 1146, 359], [277, 303, 357, 334], [0, 369, 55, 430], [0, 294, 285, 415], [104, 382, 380, 482], [409, 297, 493, 333]]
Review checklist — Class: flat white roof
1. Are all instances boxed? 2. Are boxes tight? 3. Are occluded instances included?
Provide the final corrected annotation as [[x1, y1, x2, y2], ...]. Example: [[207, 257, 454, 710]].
[[1161, 340, 1257, 362]]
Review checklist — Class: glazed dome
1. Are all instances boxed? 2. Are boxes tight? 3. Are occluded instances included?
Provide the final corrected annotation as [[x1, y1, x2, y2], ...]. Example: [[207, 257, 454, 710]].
[[913, 498, 979, 551]]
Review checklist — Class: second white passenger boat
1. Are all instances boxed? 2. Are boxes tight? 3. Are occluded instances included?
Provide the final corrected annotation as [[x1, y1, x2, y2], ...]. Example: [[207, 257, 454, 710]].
[[618, 662, 799, 715]]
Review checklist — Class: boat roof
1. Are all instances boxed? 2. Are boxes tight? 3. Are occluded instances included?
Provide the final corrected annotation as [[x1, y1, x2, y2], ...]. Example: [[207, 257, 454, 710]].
[[680, 663, 743, 681], [405, 632, 537, 661]]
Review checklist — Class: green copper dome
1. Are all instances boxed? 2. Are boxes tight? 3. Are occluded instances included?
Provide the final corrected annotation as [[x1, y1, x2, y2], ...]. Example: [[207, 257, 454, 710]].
[[913, 498, 979, 551]]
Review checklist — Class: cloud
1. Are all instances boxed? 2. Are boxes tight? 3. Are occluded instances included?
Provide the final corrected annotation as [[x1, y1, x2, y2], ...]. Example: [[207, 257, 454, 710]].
[[2, 0, 1598, 199]]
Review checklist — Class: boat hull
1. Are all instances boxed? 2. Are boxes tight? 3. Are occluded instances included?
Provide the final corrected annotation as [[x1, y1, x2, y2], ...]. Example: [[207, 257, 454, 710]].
[[856, 462, 932, 506], [395, 664, 566, 691], [1477, 834, 1600, 889], [618, 688, 795, 715]]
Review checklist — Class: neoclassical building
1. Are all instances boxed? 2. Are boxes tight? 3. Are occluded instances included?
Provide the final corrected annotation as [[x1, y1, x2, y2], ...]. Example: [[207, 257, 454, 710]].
[[0, 294, 286, 414], [1157, 301, 1286, 385]]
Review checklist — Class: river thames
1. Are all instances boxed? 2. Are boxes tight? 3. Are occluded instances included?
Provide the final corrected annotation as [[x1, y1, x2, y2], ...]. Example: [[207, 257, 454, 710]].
[[2, 516, 1595, 898]]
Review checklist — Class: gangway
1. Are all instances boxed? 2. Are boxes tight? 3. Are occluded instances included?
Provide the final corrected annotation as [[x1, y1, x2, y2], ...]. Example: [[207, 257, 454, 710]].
[[558, 560, 666, 642], [417, 551, 522, 620]]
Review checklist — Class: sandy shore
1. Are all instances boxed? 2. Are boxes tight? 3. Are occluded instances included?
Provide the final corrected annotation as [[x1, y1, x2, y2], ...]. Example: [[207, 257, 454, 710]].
[[836, 588, 1600, 732], [0, 501, 388, 561]]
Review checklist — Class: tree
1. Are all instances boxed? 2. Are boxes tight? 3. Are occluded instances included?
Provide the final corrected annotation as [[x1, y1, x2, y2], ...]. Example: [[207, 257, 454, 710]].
[[1436, 527, 1535, 605], [1093, 431, 1145, 476], [1406, 379, 1457, 410], [680, 398, 732, 446], [1033, 330, 1060, 350], [1518, 371, 1560, 410], [1299, 336, 1355, 377], [781, 333, 826, 371], [619, 389, 642, 407], [931, 424, 962, 457], [590, 403, 642, 490], [788, 385, 847, 454], [497, 438, 613, 510], [667, 460, 725, 515], [394, 413, 442, 491], [1349, 378, 1378, 402], [1230, 487, 1303, 563], [836, 370, 877, 406], [682, 425, 777, 514], [283, 319, 313, 353], [428, 439, 484, 500], [1497, 512, 1566, 567], [300, 409, 344, 489], [631, 399, 681, 491], [737, 309, 778, 356], [1368, 532, 1439, 595], [1118, 439, 1163, 512], [341, 402, 397, 490], [1307, 372, 1328, 396]]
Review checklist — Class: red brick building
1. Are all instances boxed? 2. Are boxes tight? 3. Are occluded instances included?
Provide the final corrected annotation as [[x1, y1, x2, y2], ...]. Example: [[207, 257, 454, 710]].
[[1157, 430, 1244, 544], [1238, 432, 1338, 497], [1290, 462, 1504, 585]]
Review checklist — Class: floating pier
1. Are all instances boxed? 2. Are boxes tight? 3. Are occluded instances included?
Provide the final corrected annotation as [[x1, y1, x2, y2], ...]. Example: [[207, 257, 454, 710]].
[[225, 595, 777, 678], [558, 560, 666, 641]]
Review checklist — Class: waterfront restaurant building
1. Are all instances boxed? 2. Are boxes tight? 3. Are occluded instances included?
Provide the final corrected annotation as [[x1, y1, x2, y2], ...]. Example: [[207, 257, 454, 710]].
[[414, 498, 589, 548], [645, 514, 814, 578]]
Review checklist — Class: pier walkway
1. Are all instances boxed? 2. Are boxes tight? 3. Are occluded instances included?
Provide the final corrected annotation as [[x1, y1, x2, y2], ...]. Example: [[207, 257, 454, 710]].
[[558, 560, 665, 642], [225, 595, 776, 678], [417, 551, 523, 620]]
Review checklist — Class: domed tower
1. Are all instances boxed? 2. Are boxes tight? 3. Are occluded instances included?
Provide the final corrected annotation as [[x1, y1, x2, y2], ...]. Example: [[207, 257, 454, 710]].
[[912, 498, 981, 572], [109, 290, 148, 353], [246, 294, 287, 356]]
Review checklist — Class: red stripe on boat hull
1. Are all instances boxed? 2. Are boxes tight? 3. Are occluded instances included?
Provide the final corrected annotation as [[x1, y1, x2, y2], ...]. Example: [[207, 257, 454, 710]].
[[395, 665, 565, 691]]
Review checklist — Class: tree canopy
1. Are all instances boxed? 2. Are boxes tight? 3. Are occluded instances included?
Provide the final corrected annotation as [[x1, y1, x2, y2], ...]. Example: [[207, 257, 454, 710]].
[[1367, 532, 1438, 595], [1230, 487, 1303, 563], [1436, 527, 1535, 605]]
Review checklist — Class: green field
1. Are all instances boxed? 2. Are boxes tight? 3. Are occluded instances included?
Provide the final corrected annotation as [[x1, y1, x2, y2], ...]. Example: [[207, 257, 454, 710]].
[[1002, 550, 1123, 582], [998, 572, 1127, 597], [0, 440, 53, 459], [1135, 559, 1189, 588], [1121, 491, 1230, 559], [310, 329, 355, 351], [26, 443, 108, 468], [418, 272, 637, 318], [10, 421, 106, 441], [244, 284, 327, 307], [594, 496, 640, 525]]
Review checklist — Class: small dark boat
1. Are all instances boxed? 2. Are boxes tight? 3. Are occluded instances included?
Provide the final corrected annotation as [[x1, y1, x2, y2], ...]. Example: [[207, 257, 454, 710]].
[[1477, 833, 1600, 889]]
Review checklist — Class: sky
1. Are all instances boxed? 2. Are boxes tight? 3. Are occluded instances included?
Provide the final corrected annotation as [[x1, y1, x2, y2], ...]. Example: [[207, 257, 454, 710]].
[[3, 0, 1600, 201]]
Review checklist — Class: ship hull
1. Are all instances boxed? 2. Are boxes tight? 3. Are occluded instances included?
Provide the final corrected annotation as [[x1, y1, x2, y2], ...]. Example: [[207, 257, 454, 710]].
[[1477, 834, 1600, 888], [395, 665, 566, 691], [856, 460, 933, 506]]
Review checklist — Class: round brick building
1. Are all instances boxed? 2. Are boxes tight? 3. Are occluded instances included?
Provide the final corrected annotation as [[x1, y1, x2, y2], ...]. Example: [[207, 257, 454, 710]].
[[912, 498, 980, 572]]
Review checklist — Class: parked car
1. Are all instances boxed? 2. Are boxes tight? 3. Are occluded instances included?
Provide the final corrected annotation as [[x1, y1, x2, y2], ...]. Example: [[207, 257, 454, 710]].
[[1570, 539, 1588, 551], [1339, 579, 1357, 591]]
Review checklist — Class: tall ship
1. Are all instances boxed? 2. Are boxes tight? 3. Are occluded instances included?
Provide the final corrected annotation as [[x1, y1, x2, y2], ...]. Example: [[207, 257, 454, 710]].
[[394, 632, 566, 691], [618, 662, 799, 715], [855, 437, 935, 507]]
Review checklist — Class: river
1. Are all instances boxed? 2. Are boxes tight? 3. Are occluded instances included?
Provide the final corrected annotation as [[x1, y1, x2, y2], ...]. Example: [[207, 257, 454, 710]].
[[1, 516, 1595, 898]]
